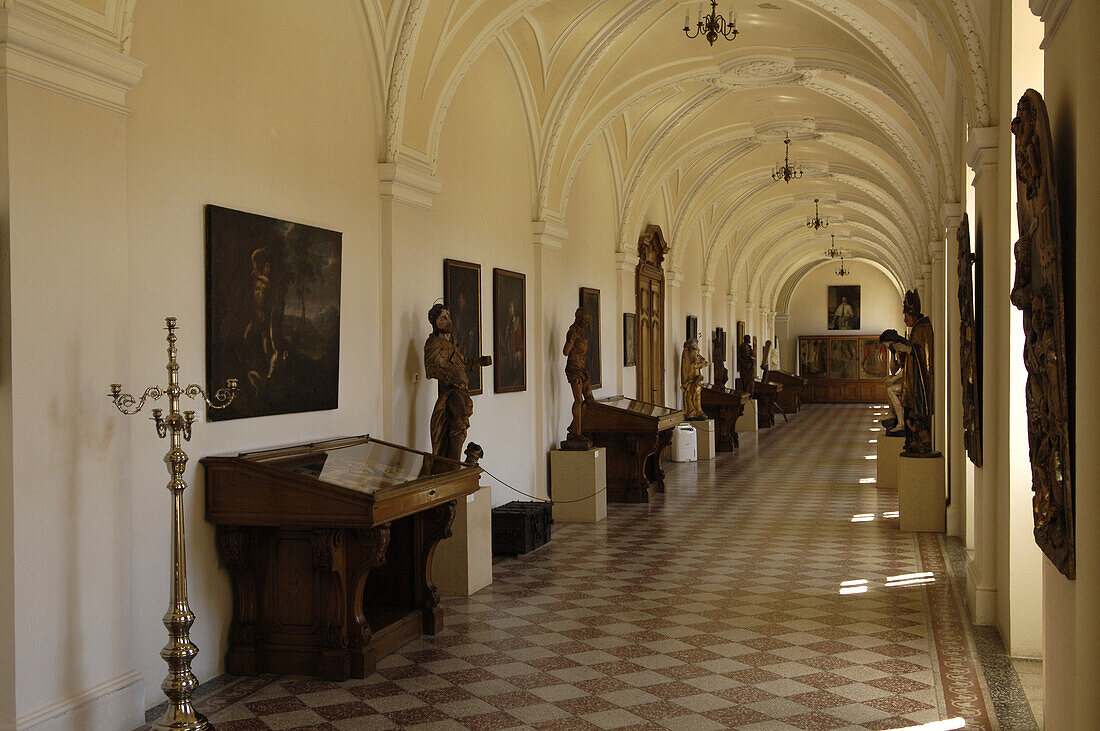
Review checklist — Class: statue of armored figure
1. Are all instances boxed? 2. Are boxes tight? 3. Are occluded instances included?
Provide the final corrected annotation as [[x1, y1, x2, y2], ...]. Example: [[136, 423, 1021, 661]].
[[424, 303, 492, 472], [562, 307, 595, 450], [680, 336, 709, 420], [879, 290, 937, 456]]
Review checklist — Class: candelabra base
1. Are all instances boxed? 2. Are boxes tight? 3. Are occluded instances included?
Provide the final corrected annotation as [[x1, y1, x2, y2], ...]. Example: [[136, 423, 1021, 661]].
[[152, 708, 211, 731]]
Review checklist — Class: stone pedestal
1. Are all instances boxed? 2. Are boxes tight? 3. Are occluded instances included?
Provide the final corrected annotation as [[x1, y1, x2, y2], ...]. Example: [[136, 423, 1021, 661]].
[[898, 454, 947, 533], [735, 397, 758, 433], [550, 447, 607, 523], [694, 419, 716, 460], [876, 435, 904, 489], [433, 484, 493, 596]]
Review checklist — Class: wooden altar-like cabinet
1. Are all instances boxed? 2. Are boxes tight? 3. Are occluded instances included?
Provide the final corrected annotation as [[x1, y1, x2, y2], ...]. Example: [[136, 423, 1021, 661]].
[[583, 396, 682, 503], [701, 385, 746, 451], [635, 225, 668, 405], [203, 436, 482, 681], [765, 370, 808, 413], [798, 335, 889, 403]]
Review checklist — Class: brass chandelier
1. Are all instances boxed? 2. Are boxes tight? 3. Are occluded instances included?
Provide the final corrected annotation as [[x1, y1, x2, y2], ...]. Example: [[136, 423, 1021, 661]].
[[824, 234, 841, 259], [772, 133, 803, 183], [806, 198, 829, 231], [835, 256, 850, 277], [684, 1, 739, 46]]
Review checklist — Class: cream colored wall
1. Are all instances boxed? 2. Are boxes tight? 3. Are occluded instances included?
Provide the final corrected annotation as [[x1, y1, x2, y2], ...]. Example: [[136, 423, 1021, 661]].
[[0, 72, 14, 728], [126, 0, 383, 709], [783, 260, 904, 375]]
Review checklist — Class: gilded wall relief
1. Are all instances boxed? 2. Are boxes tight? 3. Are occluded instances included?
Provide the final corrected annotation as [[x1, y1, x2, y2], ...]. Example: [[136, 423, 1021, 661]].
[[1010, 89, 1075, 579], [957, 214, 982, 467]]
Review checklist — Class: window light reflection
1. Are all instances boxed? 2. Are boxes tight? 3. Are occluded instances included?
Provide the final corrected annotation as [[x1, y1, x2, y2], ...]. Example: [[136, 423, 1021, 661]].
[[859, 477, 876, 484], [869, 439, 878, 443], [865, 455, 877, 460], [899, 718, 965, 730], [851, 514, 875, 522], [882, 511, 899, 518]]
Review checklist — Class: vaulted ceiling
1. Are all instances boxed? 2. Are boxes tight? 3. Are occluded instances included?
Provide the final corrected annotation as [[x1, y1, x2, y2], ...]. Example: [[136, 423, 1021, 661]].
[[367, 0, 991, 309]]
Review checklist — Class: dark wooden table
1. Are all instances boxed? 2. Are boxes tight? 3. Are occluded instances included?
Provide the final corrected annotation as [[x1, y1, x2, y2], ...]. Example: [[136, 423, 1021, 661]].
[[701, 385, 746, 451], [582, 396, 683, 503], [765, 370, 808, 413], [752, 381, 782, 428]]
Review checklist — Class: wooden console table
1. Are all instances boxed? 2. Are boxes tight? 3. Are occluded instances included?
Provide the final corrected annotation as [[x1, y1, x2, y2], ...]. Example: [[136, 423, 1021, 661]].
[[765, 370, 808, 413], [582, 396, 682, 503], [701, 385, 746, 451]]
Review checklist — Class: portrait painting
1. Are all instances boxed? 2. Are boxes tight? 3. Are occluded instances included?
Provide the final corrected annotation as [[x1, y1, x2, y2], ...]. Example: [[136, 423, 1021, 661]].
[[828, 285, 861, 330], [829, 339, 859, 380], [686, 315, 699, 341], [799, 337, 827, 379], [859, 339, 888, 379], [623, 313, 636, 367], [492, 268, 526, 393], [579, 287, 602, 389], [444, 259, 484, 395], [205, 205, 342, 421]]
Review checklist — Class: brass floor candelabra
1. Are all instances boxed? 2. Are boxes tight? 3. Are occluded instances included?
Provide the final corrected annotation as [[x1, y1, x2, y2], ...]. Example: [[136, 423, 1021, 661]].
[[110, 317, 237, 731]]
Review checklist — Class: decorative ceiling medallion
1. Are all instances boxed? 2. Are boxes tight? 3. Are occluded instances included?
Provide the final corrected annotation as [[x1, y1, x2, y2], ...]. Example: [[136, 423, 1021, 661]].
[[709, 57, 811, 89]]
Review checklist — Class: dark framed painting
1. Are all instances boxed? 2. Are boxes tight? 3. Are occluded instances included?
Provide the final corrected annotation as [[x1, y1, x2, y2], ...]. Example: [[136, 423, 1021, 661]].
[[492, 268, 526, 393], [623, 313, 636, 367], [799, 337, 828, 379], [829, 339, 859, 380], [828, 285, 861, 330], [205, 204, 342, 421], [579, 287, 602, 389], [444, 259, 483, 395], [737, 320, 746, 343], [686, 315, 698, 341], [859, 338, 888, 379]]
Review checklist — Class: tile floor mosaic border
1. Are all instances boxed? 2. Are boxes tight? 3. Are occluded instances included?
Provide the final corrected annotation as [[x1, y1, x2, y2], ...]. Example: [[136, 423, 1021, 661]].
[[137, 405, 1011, 730]]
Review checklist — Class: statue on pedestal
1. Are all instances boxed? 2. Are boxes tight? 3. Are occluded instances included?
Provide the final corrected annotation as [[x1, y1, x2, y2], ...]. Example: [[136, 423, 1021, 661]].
[[712, 328, 728, 387], [562, 307, 594, 450], [737, 334, 756, 395], [878, 329, 907, 437], [424, 303, 492, 471], [880, 291, 936, 456], [680, 336, 708, 420]]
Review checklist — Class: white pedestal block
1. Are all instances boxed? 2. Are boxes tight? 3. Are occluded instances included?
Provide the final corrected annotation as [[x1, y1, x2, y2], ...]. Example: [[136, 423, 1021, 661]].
[[550, 447, 607, 523], [898, 454, 947, 533], [694, 419, 716, 460], [433, 484, 493, 596], [876, 436, 904, 489], [735, 398, 758, 433]]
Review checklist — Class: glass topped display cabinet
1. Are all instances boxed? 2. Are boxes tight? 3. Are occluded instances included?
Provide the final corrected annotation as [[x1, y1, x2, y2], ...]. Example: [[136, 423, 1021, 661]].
[[581, 396, 683, 503], [203, 435, 482, 681], [701, 385, 748, 452]]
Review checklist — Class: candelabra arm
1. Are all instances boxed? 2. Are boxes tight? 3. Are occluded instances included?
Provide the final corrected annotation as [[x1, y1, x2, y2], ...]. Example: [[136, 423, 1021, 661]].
[[183, 378, 238, 410], [109, 384, 165, 415]]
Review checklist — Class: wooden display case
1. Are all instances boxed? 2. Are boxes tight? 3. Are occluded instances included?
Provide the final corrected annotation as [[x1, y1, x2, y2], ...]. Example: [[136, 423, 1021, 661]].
[[203, 436, 482, 681], [798, 335, 888, 403], [582, 396, 683, 503], [764, 370, 808, 413], [701, 385, 746, 451]]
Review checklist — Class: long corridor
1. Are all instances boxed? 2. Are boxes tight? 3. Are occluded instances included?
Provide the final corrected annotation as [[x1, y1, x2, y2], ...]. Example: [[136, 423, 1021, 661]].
[[151, 405, 1030, 730]]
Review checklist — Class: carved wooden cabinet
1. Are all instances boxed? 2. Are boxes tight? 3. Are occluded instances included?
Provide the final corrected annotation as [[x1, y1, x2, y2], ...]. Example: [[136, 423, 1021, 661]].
[[798, 335, 889, 403], [203, 436, 482, 681], [582, 396, 683, 503], [765, 370, 808, 413], [701, 385, 746, 451]]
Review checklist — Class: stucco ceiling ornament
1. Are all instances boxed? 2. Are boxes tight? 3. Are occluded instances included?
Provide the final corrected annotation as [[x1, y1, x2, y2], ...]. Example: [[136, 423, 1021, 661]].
[[1010, 88, 1075, 580], [708, 58, 813, 89]]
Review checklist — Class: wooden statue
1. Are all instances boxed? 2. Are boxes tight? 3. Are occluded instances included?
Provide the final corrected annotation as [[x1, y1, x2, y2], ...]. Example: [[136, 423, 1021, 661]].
[[712, 328, 728, 387], [737, 334, 756, 394], [899, 290, 936, 456], [562, 307, 595, 449], [424, 303, 491, 470], [878, 329, 907, 437], [1010, 88, 1074, 579], [957, 214, 983, 467], [680, 336, 708, 420]]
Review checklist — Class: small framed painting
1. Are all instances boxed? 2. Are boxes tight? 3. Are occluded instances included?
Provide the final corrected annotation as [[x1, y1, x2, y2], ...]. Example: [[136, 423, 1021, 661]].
[[686, 315, 699, 341], [579, 287, 602, 389], [492, 268, 526, 393], [623, 313, 636, 367], [443, 259, 483, 395], [828, 285, 861, 330]]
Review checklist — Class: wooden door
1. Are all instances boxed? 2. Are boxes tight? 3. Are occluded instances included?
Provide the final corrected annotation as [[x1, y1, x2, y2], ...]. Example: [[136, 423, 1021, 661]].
[[635, 226, 668, 405]]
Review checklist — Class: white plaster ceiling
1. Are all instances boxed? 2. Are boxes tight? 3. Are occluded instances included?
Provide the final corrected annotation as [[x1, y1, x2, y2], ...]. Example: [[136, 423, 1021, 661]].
[[370, 0, 990, 311]]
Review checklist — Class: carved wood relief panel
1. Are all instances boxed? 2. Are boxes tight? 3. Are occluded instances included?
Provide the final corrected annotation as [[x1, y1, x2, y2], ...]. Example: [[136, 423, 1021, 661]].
[[957, 214, 982, 467]]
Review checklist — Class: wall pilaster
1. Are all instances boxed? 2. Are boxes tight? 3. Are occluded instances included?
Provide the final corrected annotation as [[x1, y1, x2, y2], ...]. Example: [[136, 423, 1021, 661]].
[[941, 204, 966, 540]]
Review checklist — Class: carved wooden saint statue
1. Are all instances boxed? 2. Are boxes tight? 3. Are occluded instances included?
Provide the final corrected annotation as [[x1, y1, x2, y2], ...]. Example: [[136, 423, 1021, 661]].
[[877, 329, 906, 438], [957, 213, 983, 466], [712, 328, 728, 387], [680, 337, 708, 420], [1010, 88, 1075, 579], [737, 334, 756, 395], [424, 303, 492, 472], [900, 290, 936, 456], [562, 307, 595, 450]]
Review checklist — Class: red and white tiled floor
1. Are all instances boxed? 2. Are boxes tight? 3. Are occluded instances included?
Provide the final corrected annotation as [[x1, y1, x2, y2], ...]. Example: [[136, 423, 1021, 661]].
[[146, 404, 1006, 730]]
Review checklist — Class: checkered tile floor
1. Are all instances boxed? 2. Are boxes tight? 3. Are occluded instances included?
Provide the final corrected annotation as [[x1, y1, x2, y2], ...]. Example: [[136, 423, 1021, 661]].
[[144, 404, 998, 730]]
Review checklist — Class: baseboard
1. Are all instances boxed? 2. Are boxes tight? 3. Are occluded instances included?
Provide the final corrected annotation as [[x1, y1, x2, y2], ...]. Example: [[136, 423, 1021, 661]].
[[945, 503, 964, 537], [12, 670, 143, 731], [966, 560, 997, 626]]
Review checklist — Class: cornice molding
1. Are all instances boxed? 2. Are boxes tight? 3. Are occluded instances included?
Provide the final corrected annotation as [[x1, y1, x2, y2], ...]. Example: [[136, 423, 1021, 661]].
[[379, 158, 443, 211], [666, 269, 684, 287], [940, 202, 963, 232], [1031, 0, 1071, 49], [615, 251, 639, 273], [965, 126, 999, 186], [0, 1, 143, 114], [700, 284, 715, 298], [532, 215, 569, 250]]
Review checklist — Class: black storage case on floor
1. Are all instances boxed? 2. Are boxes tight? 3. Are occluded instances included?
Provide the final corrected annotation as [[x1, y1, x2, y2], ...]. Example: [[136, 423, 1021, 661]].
[[491, 501, 552, 555]]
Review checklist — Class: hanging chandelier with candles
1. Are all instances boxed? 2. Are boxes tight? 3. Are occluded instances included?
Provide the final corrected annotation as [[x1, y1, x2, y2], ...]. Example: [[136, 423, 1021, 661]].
[[824, 234, 841, 259], [684, 1, 739, 46], [806, 198, 829, 231], [836, 256, 850, 277], [772, 133, 803, 183]]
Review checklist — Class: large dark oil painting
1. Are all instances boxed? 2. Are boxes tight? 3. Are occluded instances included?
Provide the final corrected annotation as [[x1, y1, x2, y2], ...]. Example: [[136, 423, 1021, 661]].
[[444, 259, 483, 395], [827, 285, 861, 330], [580, 287, 602, 389], [492, 268, 526, 393], [205, 205, 342, 421]]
